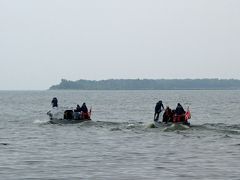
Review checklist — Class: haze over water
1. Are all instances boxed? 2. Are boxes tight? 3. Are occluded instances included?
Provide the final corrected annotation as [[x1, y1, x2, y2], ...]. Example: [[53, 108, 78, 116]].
[[1, 0, 240, 90], [0, 90, 240, 179]]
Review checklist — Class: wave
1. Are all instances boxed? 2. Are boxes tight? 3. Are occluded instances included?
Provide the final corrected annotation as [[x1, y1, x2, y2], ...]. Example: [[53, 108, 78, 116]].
[[81, 120, 145, 131], [33, 119, 50, 124], [192, 123, 240, 135], [40, 118, 240, 135]]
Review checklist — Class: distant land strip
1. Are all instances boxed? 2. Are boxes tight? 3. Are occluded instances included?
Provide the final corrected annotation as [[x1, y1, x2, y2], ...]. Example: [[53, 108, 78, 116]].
[[49, 79, 240, 90]]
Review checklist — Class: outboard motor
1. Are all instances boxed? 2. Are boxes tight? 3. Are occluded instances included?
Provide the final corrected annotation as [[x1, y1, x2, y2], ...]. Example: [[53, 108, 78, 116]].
[[64, 110, 73, 119]]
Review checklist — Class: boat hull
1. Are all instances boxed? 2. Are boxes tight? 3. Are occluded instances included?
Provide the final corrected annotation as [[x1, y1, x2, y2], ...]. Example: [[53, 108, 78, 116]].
[[148, 121, 190, 130], [47, 108, 91, 124], [49, 118, 91, 124]]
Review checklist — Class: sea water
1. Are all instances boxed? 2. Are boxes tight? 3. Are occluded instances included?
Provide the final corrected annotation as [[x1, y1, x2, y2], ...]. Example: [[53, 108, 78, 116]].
[[0, 90, 240, 180]]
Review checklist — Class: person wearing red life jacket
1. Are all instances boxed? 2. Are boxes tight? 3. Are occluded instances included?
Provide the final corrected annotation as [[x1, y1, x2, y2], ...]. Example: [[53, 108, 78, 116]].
[[162, 106, 173, 123], [81, 102, 90, 119], [173, 103, 186, 123]]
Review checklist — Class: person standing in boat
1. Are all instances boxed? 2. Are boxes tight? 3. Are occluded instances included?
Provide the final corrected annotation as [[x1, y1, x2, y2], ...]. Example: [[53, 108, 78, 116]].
[[51, 97, 58, 108], [154, 100, 164, 121]]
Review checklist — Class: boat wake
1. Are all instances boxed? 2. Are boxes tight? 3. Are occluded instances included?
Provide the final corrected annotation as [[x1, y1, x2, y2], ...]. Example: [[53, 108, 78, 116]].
[[83, 120, 145, 132], [192, 123, 240, 135], [33, 119, 50, 124], [145, 121, 240, 135], [39, 117, 240, 135]]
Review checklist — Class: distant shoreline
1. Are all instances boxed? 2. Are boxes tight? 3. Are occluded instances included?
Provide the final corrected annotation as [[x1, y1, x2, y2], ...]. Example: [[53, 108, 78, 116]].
[[49, 78, 240, 90]]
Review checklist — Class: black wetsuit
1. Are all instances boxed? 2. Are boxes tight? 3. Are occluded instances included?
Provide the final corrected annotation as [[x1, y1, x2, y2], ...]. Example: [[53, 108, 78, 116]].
[[74, 105, 82, 112], [175, 105, 185, 115], [51, 98, 58, 108], [175, 104, 186, 122], [154, 101, 164, 121], [81, 104, 88, 113], [162, 108, 173, 123]]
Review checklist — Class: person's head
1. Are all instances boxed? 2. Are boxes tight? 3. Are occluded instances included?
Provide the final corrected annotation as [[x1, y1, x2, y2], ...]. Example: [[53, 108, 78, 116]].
[[166, 106, 169, 110], [52, 97, 57, 102], [159, 100, 162, 103], [77, 104, 80, 107]]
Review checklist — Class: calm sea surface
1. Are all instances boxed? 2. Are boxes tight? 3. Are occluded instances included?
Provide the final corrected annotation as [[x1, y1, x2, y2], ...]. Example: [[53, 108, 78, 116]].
[[0, 90, 240, 180]]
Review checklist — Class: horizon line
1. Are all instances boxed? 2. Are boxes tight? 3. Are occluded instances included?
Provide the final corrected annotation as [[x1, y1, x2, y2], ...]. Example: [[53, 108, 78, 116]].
[[61, 78, 240, 81]]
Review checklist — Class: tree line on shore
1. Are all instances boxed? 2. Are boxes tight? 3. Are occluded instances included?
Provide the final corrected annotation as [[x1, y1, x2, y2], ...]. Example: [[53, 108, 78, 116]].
[[49, 78, 240, 90]]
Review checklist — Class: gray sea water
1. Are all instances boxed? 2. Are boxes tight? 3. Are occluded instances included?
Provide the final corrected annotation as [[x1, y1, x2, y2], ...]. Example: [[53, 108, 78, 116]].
[[0, 90, 240, 180]]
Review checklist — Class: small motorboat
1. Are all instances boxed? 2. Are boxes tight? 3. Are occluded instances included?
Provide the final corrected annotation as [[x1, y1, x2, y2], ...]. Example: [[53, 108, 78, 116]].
[[148, 108, 191, 130], [47, 108, 91, 124]]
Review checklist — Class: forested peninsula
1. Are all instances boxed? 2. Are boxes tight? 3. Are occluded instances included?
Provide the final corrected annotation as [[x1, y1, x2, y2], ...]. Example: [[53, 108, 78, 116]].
[[49, 79, 240, 90]]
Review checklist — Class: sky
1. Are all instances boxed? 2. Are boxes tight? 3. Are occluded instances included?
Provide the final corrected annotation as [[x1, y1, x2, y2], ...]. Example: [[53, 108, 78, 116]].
[[0, 0, 240, 90]]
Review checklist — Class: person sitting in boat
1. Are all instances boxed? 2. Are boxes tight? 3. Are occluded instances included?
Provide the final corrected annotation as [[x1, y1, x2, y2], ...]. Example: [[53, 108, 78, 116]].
[[51, 97, 58, 108], [73, 104, 82, 120], [81, 103, 88, 113], [173, 103, 186, 122], [162, 106, 173, 123], [154, 100, 164, 121], [81, 102, 90, 119], [74, 104, 81, 112], [175, 103, 185, 115]]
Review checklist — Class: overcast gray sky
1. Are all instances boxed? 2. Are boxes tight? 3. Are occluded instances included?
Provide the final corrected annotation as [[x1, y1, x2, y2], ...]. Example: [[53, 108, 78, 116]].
[[0, 0, 240, 90]]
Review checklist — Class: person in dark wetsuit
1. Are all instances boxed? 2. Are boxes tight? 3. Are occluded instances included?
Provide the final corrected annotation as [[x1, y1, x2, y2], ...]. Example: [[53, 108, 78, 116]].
[[51, 97, 58, 108], [81, 103, 89, 119], [174, 103, 186, 122], [162, 106, 173, 123], [154, 100, 164, 121], [73, 104, 82, 119], [81, 103, 88, 113], [74, 104, 81, 112], [175, 103, 185, 115]]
